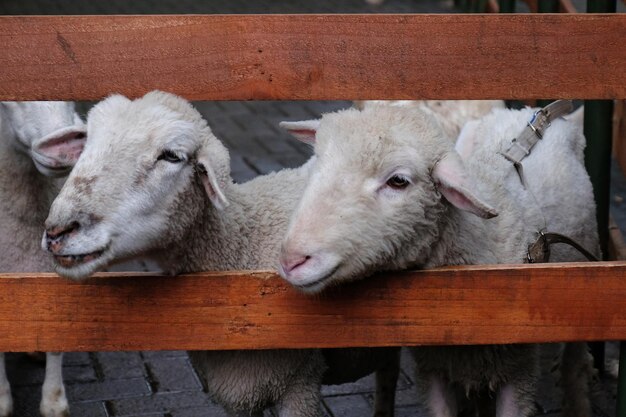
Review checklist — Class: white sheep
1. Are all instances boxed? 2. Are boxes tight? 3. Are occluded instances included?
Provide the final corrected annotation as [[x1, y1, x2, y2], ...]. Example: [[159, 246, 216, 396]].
[[41, 91, 399, 417], [278, 104, 599, 417], [0, 101, 86, 417], [353, 100, 505, 140]]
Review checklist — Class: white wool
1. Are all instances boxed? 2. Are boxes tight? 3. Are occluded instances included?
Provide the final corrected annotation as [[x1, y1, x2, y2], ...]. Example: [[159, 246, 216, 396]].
[[44, 91, 398, 417], [455, 107, 598, 263], [281, 104, 598, 417], [0, 101, 86, 417], [354, 100, 505, 140]]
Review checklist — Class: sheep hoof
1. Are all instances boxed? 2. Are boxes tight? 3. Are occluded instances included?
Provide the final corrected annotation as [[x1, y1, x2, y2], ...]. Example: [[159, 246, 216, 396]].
[[40, 394, 69, 417]]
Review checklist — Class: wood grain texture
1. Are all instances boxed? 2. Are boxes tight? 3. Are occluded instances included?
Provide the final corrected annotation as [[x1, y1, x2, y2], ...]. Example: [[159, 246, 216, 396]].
[[0, 14, 625, 101], [0, 262, 624, 352]]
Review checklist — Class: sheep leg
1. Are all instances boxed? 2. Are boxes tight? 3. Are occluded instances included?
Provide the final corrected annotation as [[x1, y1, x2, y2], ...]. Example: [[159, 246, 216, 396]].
[[423, 375, 457, 417], [40, 352, 69, 417], [0, 353, 13, 417], [276, 382, 324, 417], [373, 349, 400, 417], [495, 383, 535, 417], [560, 342, 594, 417], [495, 384, 518, 417]]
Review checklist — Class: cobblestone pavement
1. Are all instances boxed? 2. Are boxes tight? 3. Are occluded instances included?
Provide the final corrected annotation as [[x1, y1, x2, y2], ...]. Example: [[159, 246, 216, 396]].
[[1, 0, 624, 416]]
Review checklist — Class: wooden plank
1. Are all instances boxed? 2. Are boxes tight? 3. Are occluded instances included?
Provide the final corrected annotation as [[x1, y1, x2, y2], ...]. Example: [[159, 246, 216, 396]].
[[0, 14, 625, 101], [0, 262, 625, 352]]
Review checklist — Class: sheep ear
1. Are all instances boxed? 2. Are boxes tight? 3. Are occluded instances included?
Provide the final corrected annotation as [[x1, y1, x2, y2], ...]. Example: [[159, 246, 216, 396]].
[[30, 124, 88, 177], [195, 157, 229, 211], [279, 120, 319, 144], [433, 152, 498, 219]]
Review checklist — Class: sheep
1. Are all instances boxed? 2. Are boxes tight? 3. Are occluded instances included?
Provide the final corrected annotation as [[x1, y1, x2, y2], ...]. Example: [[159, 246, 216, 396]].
[[353, 100, 505, 140], [0, 101, 86, 417], [278, 104, 599, 417], [41, 91, 399, 417]]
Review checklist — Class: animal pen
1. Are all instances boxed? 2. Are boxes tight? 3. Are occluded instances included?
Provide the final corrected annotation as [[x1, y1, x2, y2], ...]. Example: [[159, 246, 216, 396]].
[[1, 3, 626, 416]]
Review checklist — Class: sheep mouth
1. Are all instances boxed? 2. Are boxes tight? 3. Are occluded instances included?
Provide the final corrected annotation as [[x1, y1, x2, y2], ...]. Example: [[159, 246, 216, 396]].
[[294, 264, 341, 293], [54, 250, 104, 268]]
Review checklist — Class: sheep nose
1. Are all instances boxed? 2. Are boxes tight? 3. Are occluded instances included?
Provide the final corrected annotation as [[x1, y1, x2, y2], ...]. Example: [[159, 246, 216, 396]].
[[279, 252, 311, 276], [45, 221, 80, 252]]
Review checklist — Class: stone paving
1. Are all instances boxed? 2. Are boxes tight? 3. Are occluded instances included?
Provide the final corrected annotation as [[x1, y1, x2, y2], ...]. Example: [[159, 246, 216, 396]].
[[1, 0, 624, 416]]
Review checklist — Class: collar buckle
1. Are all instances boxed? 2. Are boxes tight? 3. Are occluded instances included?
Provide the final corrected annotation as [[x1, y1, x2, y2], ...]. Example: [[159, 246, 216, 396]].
[[527, 108, 549, 139]]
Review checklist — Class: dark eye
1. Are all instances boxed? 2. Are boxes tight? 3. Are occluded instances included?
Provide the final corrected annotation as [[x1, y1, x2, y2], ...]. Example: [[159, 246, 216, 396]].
[[386, 175, 411, 189], [157, 150, 183, 163]]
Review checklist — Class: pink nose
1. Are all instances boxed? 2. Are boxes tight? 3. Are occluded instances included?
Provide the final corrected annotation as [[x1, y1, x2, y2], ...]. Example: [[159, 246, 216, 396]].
[[280, 253, 311, 275], [45, 221, 80, 253]]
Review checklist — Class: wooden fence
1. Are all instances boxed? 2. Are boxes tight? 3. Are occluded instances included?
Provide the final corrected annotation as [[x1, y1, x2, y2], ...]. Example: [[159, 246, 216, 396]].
[[0, 14, 624, 354]]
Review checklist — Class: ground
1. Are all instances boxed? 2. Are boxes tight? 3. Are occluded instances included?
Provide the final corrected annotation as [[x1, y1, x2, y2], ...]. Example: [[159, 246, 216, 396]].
[[1, 0, 625, 416]]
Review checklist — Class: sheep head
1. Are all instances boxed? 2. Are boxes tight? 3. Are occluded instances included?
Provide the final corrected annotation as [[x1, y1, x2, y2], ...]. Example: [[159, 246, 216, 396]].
[[354, 100, 504, 140], [1, 101, 87, 176], [279, 105, 497, 293], [43, 91, 230, 280]]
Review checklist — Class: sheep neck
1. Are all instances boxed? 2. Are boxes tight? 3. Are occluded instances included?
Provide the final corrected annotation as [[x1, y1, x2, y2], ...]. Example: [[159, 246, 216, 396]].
[[0, 114, 60, 271], [0, 114, 59, 227], [157, 183, 274, 274], [424, 205, 528, 268], [424, 207, 482, 267], [154, 160, 311, 275]]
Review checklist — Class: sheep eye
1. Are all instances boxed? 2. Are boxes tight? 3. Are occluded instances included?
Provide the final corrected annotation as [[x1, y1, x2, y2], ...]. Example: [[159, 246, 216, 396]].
[[157, 150, 183, 163], [386, 175, 410, 189]]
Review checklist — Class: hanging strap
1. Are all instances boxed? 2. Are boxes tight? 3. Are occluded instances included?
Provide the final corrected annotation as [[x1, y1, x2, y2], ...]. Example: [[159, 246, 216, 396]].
[[527, 231, 599, 263], [501, 100, 574, 186], [496, 100, 597, 264]]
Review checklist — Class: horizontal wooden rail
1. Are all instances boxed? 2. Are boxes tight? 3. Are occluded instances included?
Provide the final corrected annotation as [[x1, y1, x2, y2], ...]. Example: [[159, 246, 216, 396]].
[[0, 14, 625, 101], [0, 262, 624, 352]]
